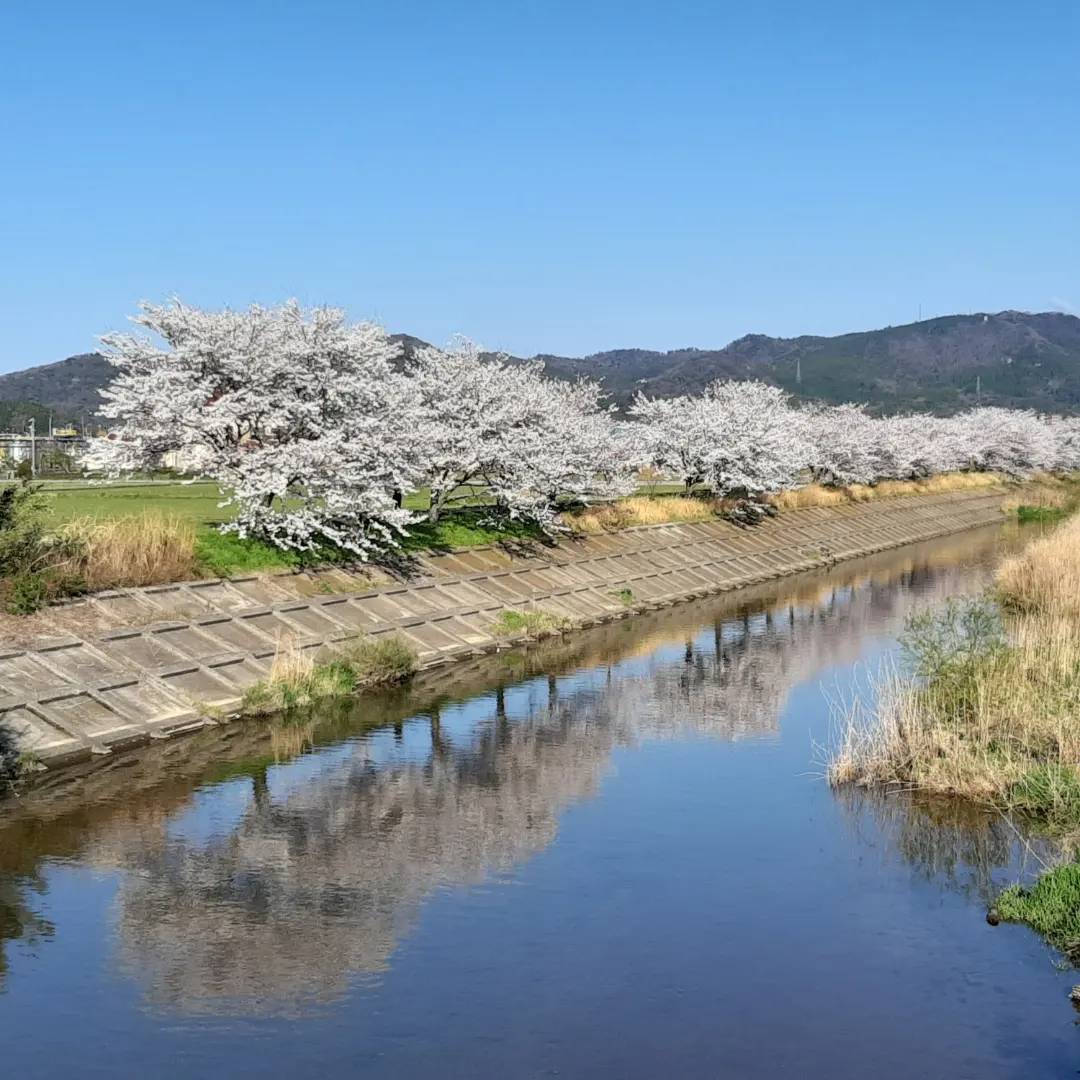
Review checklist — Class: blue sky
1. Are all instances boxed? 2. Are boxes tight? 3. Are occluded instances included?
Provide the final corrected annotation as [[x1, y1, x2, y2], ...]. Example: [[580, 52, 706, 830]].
[[1, 0, 1077, 372]]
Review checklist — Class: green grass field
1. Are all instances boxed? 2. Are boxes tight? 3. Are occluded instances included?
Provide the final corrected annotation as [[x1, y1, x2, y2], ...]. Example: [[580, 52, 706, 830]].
[[0, 477, 688, 580], [35, 480, 235, 525], [24, 480, 500, 526], [19, 478, 691, 528], [6, 480, 543, 576]]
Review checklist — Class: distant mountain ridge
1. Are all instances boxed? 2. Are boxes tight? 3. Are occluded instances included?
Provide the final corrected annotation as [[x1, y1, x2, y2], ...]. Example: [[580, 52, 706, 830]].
[[4, 310, 1080, 427], [0, 353, 113, 427], [521, 311, 1080, 413]]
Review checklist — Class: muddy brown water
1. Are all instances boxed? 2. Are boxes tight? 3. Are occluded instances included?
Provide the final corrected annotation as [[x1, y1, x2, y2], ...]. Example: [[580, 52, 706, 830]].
[[0, 522, 1076, 1078]]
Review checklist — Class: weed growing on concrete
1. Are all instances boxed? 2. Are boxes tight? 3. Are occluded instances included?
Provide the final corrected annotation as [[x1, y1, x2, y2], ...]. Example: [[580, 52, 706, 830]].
[[492, 609, 568, 637], [241, 634, 418, 716], [338, 634, 418, 685]]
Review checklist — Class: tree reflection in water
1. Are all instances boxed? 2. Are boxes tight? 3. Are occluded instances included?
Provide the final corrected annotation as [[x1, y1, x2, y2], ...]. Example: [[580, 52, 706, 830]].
[[0, 527, 1031, 1013], [832, 786, 1057, 908]]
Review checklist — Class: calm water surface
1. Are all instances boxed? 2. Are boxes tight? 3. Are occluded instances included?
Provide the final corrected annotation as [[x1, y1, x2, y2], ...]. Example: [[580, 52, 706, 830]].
[[1, 525, 1077, 1078]]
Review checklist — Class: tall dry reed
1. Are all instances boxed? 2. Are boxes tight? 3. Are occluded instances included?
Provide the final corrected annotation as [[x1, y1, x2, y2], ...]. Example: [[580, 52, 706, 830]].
[[60, 513, 198, 590], [997, 514, 1080, 616]]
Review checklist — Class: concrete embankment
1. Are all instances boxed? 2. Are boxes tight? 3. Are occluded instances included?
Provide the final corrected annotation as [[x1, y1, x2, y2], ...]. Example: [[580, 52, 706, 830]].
[[0, 489, 1006, 769]]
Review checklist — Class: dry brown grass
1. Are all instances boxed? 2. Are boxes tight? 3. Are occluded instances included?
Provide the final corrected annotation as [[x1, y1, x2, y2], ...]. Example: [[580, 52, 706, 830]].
[[831, 612, 1080, 804], [567, 495, 716, 534], [1000, 474, 1074, 516], [831, 514, 1080, 828], [60, 512, 199, 590], [266, 636, 316, 685], [771, 471, 1005, 510], [997, 514, 1080, 616]]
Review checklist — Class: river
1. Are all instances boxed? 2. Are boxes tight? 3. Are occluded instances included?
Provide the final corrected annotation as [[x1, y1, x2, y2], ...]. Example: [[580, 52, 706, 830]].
[[0, 523, 1075, 1078]]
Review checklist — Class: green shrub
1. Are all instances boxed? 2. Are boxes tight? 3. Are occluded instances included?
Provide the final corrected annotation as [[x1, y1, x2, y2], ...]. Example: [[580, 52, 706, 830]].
[[0, 481, 50, 574], [0, 481, 84, 613], [5, 572, 50, 615], [902, 596, 1006, 683]]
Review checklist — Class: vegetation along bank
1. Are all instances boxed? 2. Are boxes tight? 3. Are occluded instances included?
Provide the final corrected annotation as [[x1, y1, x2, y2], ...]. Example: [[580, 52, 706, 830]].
[[831, 504, 1080, 964]]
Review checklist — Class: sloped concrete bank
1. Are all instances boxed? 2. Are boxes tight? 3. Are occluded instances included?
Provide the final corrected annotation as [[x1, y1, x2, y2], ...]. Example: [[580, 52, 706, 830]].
[[0, 489, 1006, 770]]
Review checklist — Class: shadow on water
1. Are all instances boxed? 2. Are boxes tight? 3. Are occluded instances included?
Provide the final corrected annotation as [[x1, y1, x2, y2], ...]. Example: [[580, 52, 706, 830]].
[[1, 521, 1074, 1076]]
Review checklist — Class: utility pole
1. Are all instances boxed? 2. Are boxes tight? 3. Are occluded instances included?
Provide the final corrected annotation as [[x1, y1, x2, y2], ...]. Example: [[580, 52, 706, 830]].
[[976, 374, 982, 403], [27, 417, 36, 478], [795, 355, 802, 386]]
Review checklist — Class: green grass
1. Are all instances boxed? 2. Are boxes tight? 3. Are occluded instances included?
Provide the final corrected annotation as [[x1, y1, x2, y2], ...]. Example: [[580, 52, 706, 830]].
[[491, 609, 568, 637], [1007, 765, 1080, 834], [37, 481, 233, 526], [241, 635, 418, 716], [997, 863, 1080, 961], [242, 658, 359, 715], [614, 587, 635, 606], [24, 480, 498, 528], [8, 481, 543, 578], [1016, 504, 1070, 524], [400, 510, 543, 553]]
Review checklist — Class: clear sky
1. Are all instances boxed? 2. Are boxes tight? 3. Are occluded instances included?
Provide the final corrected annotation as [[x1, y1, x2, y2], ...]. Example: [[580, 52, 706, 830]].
[[1, 0, 1077, 372]]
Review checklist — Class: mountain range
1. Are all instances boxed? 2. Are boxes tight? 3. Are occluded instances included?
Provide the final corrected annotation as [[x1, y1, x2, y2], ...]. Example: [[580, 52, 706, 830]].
[[4, 310, 1080, 429]]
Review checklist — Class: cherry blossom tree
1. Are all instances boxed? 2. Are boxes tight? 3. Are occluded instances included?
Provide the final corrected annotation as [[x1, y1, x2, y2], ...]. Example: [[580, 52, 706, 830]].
[[1049, 416, 1080, 473], [485, 375, 636, 526], [797, 403, 880, 487], [952, 407, 1058, 478], [84, 300, 423, 558], [409, 339, 632, 528], [632, 380, 809, 501]]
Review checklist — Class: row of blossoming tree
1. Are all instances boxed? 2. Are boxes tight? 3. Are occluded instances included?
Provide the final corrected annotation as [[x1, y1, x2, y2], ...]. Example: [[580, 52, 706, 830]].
[[86, 300, 1080, 559]]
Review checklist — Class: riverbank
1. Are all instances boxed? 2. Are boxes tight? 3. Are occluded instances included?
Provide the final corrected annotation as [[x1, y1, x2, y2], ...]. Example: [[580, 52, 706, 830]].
[[0, 487, 1010, 778], [830, 509, 1080, 961]]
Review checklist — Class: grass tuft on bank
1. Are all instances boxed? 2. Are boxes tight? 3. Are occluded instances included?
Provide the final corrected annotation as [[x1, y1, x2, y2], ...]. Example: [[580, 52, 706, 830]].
[[241, 634, 418, 716], [996, 864, 1080, 962], [492, 609, 569, 637]]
